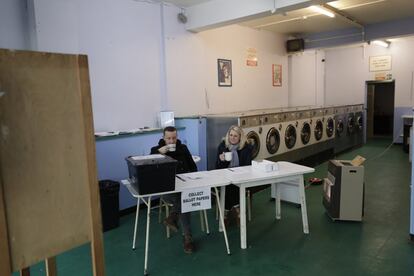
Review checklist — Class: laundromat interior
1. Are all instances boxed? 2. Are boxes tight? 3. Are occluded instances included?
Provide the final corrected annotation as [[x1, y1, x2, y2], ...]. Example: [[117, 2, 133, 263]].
[[1, 0, 414, 275]]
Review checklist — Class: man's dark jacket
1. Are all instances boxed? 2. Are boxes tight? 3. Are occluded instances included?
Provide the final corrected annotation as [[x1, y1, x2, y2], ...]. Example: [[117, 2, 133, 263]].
[[150, 139, 197, 174]]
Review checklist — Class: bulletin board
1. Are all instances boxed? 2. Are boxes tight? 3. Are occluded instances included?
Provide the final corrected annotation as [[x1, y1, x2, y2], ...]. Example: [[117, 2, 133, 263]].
[[0, 49, 104, 274]]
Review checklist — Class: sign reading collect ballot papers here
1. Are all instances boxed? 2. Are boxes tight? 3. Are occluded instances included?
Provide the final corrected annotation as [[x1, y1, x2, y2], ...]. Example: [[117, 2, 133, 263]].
[[181, 186, 211, 213]]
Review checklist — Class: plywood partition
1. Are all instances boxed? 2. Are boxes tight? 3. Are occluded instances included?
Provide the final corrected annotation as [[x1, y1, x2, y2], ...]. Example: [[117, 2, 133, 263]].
[[0, 49, 104, 274]]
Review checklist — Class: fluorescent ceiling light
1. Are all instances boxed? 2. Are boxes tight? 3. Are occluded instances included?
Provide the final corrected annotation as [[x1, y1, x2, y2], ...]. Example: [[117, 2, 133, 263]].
[[371, 40, 390, 48], [310, 5, 335, 18]]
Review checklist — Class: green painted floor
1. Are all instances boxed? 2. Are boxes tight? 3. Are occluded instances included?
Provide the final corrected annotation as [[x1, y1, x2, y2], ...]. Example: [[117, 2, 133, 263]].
[[15, 139, 414, 275]]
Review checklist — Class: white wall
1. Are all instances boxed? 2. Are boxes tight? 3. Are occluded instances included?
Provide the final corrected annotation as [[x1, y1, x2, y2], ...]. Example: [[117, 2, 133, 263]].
[[324, 45, 367, 106], [164, 4, 289, 116], [27, 0, 163, 132], [0, 0, 29, 50], [288, 50, 325, 107], [21, 1, 289, 130], [323, 38, 414, 139]]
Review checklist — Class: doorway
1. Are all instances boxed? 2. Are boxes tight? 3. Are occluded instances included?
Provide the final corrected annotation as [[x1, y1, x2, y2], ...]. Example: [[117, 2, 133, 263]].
[[366, 80, 395, 138]]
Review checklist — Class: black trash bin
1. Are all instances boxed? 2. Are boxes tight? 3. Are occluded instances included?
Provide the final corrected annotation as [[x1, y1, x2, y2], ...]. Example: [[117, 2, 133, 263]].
[[99, 180, 120, 232]]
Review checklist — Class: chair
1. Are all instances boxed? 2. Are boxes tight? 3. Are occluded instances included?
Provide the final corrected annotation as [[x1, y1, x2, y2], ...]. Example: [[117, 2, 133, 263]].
[[214, 185, 270, 222]]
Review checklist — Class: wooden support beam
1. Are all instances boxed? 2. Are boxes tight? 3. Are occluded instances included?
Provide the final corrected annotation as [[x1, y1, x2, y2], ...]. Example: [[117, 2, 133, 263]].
[[77, 55, 106, 276], [0, 174, 12, 276]]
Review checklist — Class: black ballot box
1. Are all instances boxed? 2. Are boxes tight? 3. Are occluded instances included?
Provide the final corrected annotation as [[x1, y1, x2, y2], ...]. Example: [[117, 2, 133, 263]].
[[125, 154, 177, 195]]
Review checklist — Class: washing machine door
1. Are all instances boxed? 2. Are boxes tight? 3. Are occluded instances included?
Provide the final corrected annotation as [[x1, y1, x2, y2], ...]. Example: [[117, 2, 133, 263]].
[[336, 119, 344, 137], [285, 124, 297, 149], [266, 127, 280, 154], [301, 122, 311, 145], [326, 117, 334, 138], [356, 114, 363, 131], [347, 114, 355, 134], [246, 131, 260, 159], [314, 119, 323, 141]]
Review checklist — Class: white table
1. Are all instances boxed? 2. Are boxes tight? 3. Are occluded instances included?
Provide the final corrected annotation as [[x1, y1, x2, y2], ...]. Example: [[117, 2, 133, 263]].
[[215, 161, 315, 249], [122, 171, 231, 275]]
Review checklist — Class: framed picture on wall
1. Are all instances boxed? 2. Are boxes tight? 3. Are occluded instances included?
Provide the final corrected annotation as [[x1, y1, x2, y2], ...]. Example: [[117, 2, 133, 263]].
[[272, 64, 282, 87], [218, 59, 232, 87]]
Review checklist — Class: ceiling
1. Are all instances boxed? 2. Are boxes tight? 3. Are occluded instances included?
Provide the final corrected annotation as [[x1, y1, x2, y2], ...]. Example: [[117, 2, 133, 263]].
[[162, 0, 414, 36]]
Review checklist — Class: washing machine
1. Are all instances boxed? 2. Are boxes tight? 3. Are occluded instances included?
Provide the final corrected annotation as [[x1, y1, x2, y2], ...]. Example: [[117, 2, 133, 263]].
[[333, 106, 347, 154], [282, 111, 299, 153], [261, 113, 284, 159], [296, 110, 313, 148], [310, 108, 325, 144], [353, 104, 364, 147], [240, 115, 262, 160], [324, 107, 336, 141]]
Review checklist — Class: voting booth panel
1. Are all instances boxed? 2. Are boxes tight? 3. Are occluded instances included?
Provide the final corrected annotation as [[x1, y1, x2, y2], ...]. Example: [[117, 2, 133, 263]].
[[0, 49, 104, 275]]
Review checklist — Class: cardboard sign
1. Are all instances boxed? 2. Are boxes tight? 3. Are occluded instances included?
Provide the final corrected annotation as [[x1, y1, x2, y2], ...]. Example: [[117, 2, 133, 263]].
[[181, 187, 211, 213]]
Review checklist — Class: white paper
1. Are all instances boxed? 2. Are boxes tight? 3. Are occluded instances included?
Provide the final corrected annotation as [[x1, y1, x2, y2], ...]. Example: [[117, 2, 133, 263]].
[[181, 186, 211, 213], [131, 154, 165, 160]]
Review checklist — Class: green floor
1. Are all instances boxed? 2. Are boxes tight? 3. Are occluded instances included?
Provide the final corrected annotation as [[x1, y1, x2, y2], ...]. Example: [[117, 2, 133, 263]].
[[16, 139, 414, 275]]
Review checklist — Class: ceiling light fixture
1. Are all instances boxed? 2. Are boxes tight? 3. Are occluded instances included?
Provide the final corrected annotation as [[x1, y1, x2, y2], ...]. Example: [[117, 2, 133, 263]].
[[310, 5, 335, 18], [371, 40, 390, 48]]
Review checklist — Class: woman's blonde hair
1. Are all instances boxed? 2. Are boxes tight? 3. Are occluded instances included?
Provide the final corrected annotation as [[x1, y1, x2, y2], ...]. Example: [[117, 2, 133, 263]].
[[224, 125, 247, 150]]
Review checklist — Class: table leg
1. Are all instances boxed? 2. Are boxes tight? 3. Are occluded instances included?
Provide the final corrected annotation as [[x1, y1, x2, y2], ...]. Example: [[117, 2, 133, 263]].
[[144, 197, 151, 275], [203, 209, 210, 234], [45, 257, 57, 276], [218, 186, 226, 232], [240, 185, 247, 249], [214, 187, 231, 255], [298, 176, 309, 234], [274, 183, 281, 220], [132, 198, 140, 250]]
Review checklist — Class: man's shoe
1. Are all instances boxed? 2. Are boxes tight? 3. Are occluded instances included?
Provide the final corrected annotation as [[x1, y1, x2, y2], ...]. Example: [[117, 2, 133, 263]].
[[183, 234, 194, 254], [163, 212, 179, 232]]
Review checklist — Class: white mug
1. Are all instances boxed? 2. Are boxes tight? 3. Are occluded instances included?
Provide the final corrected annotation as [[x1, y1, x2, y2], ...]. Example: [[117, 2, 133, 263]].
[[224, 152, 232, 161], [168, 144, 176, 152]]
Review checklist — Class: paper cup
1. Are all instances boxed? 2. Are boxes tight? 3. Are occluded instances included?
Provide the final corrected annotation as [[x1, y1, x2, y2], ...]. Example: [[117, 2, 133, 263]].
[[224, 152, 232, 161], [168, 144, 176, 152]]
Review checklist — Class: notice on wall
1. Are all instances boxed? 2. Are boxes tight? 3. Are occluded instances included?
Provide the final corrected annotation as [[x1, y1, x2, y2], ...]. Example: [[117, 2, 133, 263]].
[[181, 187, 211, 213], [246, 48, 258, 67], [369, 55, 392, 72]]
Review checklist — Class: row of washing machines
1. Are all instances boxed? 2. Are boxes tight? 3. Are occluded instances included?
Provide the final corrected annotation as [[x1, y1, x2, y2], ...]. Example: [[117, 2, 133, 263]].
[[241, 104, 364, 161], [205, 104, 364, 169]]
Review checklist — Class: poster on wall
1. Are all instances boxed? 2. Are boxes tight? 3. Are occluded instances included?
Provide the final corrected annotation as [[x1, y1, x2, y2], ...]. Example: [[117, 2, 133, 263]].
[[369, 55, 392, 72], [246, 48, 258, 67], [272, 64, 282, 86], [218, 59, 232, 87]]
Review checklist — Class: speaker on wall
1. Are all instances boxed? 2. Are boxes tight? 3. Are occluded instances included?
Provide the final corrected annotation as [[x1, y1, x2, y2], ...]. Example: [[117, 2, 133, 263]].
[[286, 38, 305, 53]]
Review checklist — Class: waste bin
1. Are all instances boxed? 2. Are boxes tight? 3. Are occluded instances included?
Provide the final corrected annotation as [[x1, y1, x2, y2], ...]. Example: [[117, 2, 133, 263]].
[[99, 180, 120, 232]]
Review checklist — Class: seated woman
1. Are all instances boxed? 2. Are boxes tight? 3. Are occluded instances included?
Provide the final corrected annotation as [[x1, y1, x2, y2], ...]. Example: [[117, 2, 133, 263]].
[[215, 125, 253, 223]]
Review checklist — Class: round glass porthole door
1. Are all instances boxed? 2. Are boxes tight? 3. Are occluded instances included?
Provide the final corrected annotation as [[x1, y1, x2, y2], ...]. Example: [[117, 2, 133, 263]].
[[356, 115, 363, 131], [285, 124, 297, 149], [326, 117, 334, 138], [246, 131, 260, 159], [314, 120, 323, 141], [266, 127, 280, 154], [301, 122, 311, 145], [347, 115, 355, 135], [336, 119, 344, 137]]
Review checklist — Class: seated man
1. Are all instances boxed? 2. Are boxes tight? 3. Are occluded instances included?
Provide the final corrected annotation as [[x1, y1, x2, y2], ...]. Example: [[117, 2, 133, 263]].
[[150, 126, 197, 254]]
